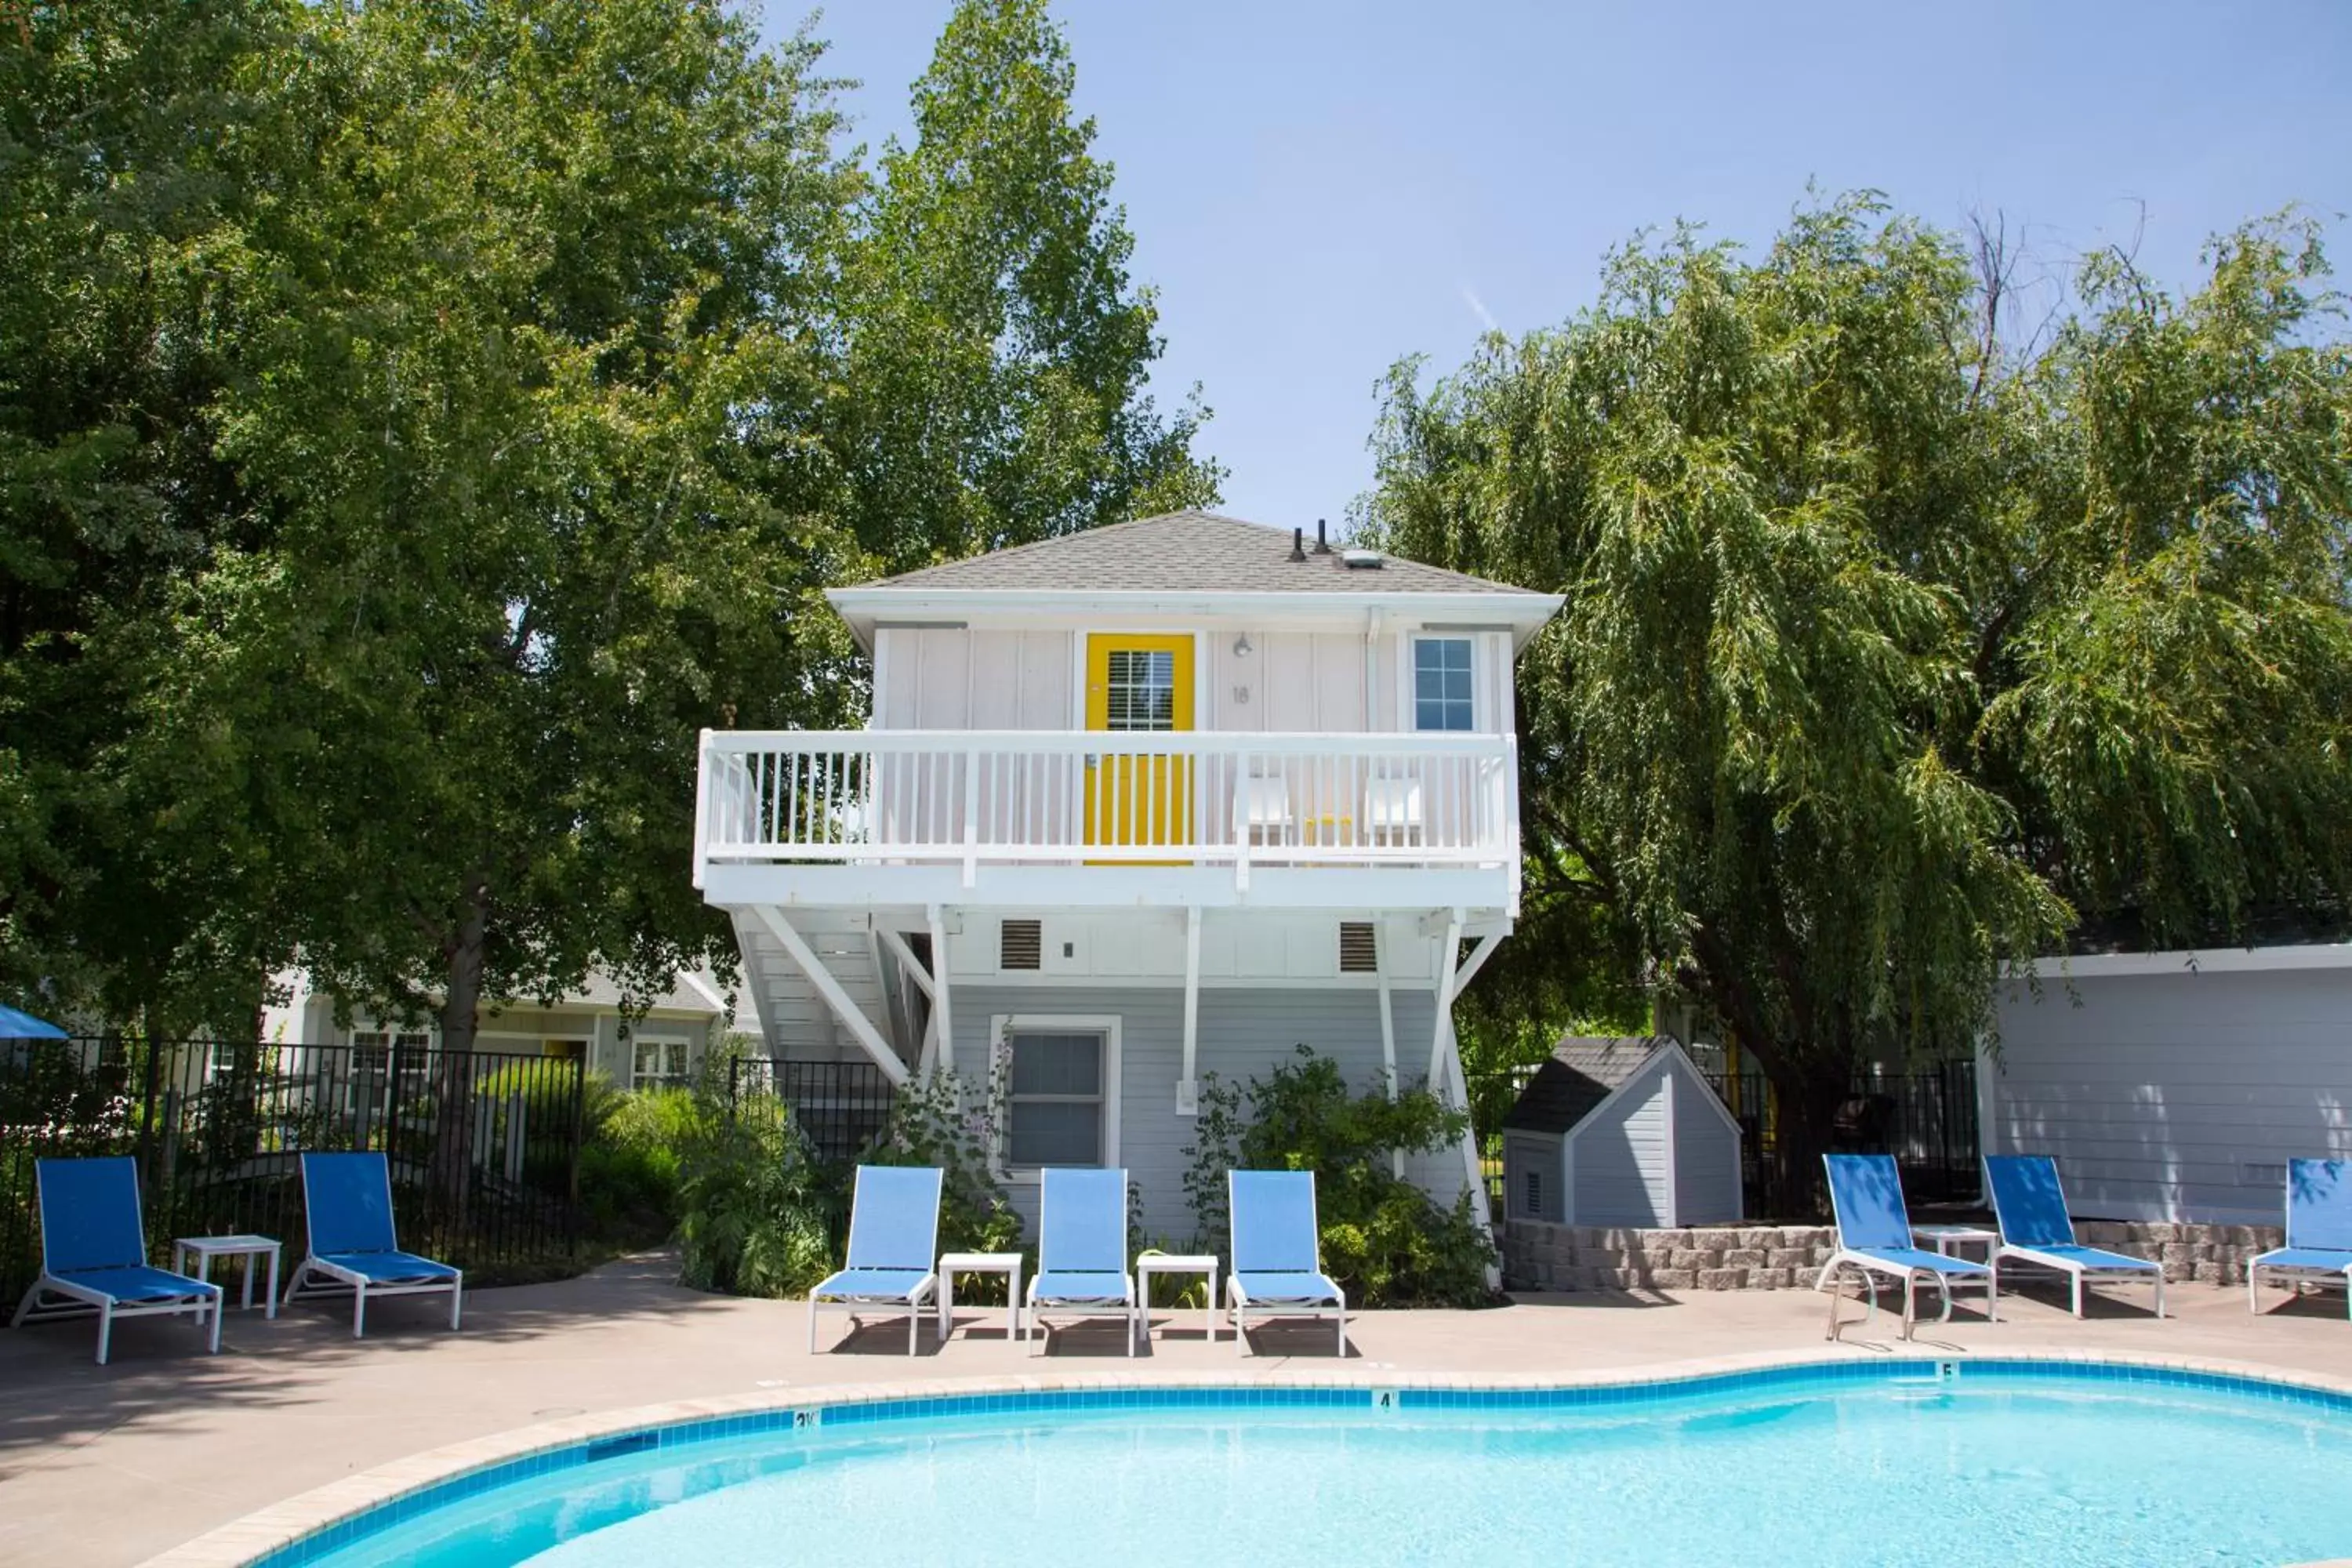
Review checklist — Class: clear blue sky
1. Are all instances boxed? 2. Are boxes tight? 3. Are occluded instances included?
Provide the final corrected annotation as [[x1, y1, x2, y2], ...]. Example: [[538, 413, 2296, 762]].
[[771, 0, 2352, 535]]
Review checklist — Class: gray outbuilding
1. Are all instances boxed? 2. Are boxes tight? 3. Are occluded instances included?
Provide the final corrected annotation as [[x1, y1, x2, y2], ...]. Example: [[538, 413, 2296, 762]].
[[1499, 1035, 1744, 1227], [1985, 944, 2352, 1225]]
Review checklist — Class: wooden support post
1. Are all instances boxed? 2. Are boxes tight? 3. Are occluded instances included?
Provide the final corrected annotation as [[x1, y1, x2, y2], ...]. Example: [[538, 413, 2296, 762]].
[[1178, 907, 1203, 1114], [1374, 917, 1403, 1178], [1426, 909, 1464, 1091], [927, 904, 956, 1074]]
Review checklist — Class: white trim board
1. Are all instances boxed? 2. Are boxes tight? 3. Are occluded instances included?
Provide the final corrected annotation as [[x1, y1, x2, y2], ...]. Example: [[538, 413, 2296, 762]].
[[989, 1012, 1123, 1184], [2006, 944, 2352, 979]]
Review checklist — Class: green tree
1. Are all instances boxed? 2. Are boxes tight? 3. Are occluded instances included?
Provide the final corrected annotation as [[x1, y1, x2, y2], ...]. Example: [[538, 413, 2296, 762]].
[[1363, 195, 2352, 1207], [122, 0, 863, 1191], [0, 0, 318, 1023], [833, 0, 1221, 575], [5, 0, 1227, 1113]]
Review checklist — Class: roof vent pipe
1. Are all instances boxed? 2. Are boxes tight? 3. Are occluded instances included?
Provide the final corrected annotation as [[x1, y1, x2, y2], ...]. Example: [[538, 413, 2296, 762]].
[[1313, 517, 1334, 554], [1289, 528, 1307, 562]]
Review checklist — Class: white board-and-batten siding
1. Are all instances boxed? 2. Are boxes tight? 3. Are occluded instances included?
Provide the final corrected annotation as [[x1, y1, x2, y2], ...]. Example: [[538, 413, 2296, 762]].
[[871, 626, 1513, 734], [1987, 964, 2352, 1226], [945, 983, 1457, 1243]]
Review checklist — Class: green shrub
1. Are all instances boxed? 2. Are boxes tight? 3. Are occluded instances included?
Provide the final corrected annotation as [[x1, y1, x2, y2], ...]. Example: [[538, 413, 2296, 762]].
[[1182, 1047, 1498, 1308], [674, 1104, 835, 1298], [866, 1064, 1022, 1259], [577, 1084, 705, 1236]]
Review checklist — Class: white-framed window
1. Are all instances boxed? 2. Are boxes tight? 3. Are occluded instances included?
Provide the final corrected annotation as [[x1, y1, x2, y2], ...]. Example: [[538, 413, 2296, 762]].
[[1413, 636, 1476, 731], [994, 1014, 1121, 1176], [630, 1035, 692, 1091]]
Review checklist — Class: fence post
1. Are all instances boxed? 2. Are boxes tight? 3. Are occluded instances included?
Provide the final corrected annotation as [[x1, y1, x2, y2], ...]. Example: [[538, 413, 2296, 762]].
[[504, 1090, 527, 1186], [565, 1055, 585, 1258], [133, 1031, 163, 1193]]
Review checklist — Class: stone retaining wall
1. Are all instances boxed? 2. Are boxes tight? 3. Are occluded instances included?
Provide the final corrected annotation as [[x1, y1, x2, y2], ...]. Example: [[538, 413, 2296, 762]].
[[1500, 1220, 2286, 1293]]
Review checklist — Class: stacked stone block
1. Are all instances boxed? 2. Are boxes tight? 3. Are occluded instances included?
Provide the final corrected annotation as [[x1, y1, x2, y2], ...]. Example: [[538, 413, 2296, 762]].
[[1500, 1219, 2285, 1293]]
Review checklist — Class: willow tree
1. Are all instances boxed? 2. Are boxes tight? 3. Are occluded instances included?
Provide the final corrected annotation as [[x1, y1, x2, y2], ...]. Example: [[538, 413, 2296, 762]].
[[1363, 195, 2352, 1207]]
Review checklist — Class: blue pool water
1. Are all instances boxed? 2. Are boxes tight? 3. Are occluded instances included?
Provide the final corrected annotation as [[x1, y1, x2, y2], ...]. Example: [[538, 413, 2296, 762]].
[[285, 1367, 2352, 1568]]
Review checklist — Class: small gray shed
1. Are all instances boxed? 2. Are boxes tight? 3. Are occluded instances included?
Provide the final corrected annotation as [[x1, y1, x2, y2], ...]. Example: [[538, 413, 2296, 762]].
[[1500, 1036, 1743, 1227]]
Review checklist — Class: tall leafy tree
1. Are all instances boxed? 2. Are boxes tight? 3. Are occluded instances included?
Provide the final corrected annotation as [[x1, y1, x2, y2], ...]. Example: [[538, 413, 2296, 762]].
[[0, 0, 327, 1022], [1364, 195, 2352, 1204], [833, 0, 1221, 574], [107, 0, 866, 1200], [6, 0, 1227, 1117]]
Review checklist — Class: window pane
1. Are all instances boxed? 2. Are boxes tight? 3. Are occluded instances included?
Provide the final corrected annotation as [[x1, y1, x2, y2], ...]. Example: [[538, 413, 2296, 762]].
[[1414, 640, 1474, 731], [1009, 1033, 1102, 1095], [1104, 648, 1177, 733], [1007, 1101, 1102, 1167]]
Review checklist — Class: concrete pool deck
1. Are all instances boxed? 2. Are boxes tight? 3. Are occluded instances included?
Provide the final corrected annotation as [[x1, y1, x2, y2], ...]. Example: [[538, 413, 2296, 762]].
[[3, 1251, 2348, 1567]]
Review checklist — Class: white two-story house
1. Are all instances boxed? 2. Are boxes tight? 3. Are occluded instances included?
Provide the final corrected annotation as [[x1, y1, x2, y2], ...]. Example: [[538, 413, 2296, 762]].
[[691, 510, 1562, 1239]]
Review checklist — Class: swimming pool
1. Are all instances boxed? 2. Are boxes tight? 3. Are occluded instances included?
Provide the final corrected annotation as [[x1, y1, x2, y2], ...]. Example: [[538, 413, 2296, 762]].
[[260, 1362, 2352, 1568]]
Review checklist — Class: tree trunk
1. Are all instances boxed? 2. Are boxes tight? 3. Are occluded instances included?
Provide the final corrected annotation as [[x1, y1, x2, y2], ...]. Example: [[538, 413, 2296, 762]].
[[430, 877, 489, 1209], [1751, 1044, 1853, 1220]]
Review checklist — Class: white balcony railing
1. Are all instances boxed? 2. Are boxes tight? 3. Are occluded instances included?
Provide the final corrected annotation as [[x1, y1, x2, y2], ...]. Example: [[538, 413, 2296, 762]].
[[694, 728, 1520, 891]]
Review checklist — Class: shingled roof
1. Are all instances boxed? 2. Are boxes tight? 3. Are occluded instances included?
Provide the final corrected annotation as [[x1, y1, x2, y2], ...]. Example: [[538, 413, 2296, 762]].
[[849, 510, 1548, 597], [1501, 1036, 1674, 1134]]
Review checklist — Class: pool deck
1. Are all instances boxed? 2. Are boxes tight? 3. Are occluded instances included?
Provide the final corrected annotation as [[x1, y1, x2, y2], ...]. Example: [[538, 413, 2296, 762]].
[[3, 1251, 2348, 1568]]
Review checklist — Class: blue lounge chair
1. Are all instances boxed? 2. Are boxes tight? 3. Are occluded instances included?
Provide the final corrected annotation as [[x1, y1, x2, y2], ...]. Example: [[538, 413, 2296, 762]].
[[1226, 1169, 1346, 1356], [1984, 1154, 2164, 1319], [2249, 1158, 2352, 1321], [808, 1164, 942, 1354], [1820, 1153, 1996, 1341], [1025, 1167, 1136, 1356], [9, 1156, 222, 1363], [283, 1152, 462, 1337]]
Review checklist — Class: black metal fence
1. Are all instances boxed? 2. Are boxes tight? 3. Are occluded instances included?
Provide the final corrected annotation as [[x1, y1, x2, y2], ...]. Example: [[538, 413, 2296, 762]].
[[2, 1035, 586, 1316], [1848, 1058, 1980, 1207], [728, 1055, 898, 1165], [1469, 1055, 1980, 1221]]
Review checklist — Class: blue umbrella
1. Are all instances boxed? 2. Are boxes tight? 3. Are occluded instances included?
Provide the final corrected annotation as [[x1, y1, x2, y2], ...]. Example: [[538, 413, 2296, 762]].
[[0, 1003, 68, 1040]]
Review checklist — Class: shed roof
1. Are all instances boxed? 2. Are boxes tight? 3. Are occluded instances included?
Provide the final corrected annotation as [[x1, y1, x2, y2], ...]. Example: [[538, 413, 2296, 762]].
[[847, 510, 1552, 598], [1500, 1035, 1675, 1134]]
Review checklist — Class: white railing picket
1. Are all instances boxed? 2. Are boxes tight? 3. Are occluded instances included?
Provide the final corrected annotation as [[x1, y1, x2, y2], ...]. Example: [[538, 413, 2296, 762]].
[[692, 728, 1518, 879]]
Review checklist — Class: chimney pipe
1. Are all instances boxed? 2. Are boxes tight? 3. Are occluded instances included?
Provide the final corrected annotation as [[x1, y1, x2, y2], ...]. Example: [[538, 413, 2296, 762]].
[[1289, 527, 1307, 562], [1313, 517, 1334, 554]]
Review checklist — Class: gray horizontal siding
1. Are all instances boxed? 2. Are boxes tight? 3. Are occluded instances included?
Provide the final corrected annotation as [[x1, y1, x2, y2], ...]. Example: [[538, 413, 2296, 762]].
[[1570, 1069, 1668, 1226], [946, 983, 1467, 1244], [1991, 968, 2352, 1225], [1671, 1067, 1742, 1223]]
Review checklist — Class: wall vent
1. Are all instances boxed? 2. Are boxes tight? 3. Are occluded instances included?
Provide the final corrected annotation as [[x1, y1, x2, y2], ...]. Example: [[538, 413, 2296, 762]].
[[1522, 1167, 1544, 1220], [1000, 919, 1043, 971], [1338, 921, 1378, 973]]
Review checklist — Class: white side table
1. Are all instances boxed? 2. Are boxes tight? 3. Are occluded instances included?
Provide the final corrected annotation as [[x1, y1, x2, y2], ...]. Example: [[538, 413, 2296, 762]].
[[1911, 1223, 1998, 1262], [1136, 1253, 1219, 1343], [174, 1234, 281, 1318], [937, 1250, 1022, 1342]]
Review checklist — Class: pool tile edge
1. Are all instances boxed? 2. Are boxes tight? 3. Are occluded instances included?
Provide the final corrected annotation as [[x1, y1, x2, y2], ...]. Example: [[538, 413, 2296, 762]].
[[136, 1348, 2352, 1568]]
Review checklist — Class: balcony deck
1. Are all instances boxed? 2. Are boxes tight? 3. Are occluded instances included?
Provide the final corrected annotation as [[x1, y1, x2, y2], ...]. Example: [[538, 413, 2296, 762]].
[[694, 728, 1522, 913]]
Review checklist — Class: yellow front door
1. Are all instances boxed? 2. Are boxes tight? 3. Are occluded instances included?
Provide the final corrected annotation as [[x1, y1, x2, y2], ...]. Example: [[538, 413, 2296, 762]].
[[1083, 634, 1193, 850]]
